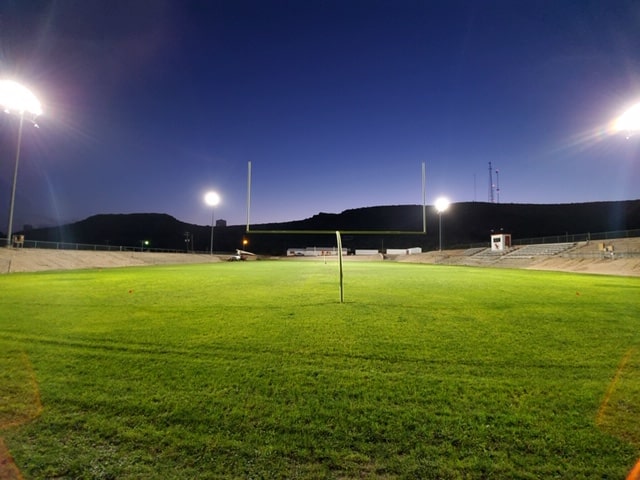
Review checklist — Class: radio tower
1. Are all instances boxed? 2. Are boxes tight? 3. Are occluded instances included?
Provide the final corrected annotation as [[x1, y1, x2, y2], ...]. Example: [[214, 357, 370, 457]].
[[496, 168, 500, 203], [488, 162, 494, 203]]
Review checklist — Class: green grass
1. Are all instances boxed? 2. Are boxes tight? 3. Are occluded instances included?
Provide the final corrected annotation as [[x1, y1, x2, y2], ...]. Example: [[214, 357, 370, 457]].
[[0, 261, 639, 479]]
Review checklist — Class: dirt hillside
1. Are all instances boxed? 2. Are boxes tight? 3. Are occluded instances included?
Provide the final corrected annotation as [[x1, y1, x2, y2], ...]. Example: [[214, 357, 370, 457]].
[[0, 249, 223, 274]]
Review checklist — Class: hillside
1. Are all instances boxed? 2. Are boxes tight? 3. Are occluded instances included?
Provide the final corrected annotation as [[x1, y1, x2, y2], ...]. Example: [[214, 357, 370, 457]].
[[13, 200, 640, 255]]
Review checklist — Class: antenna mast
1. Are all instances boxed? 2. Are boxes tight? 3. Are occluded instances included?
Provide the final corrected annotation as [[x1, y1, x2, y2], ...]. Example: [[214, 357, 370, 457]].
[[488, 162, 494, 203]]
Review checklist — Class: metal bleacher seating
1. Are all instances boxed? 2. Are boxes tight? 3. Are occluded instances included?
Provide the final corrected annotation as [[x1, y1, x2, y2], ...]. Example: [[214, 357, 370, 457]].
[[503, 242, 575, 259]]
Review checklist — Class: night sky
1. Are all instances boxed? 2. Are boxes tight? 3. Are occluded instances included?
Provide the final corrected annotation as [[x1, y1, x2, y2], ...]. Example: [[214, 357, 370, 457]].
[[0, 0, 639, 230]]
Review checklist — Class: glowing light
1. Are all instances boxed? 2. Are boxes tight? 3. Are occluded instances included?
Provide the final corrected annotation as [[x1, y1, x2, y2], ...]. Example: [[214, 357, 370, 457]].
[[2, 79, 44, 247], [204, 191, 220, 206], [204, 191, 220, 255], [435, 196, 449, 252], [435, 197, 450, 213], [613, 102, 640, 136], [0, 80, 43, 117]]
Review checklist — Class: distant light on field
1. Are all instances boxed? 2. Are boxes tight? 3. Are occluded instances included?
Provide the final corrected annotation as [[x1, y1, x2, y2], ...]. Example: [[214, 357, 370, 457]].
[[1, 79, 43, 248], [204, 191, 220, 207], [435, 196, 449, 251], [204, 190, 220, 255], [435, 197, 450, 213]]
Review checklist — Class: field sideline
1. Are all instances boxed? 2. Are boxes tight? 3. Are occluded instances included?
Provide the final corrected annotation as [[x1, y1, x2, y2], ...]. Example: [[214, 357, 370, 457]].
[[2, 237, 640, 276], [1, 260, 639, 479]]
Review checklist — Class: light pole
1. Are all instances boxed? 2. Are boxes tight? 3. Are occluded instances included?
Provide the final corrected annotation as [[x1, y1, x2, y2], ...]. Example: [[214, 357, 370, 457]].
[[0, 80, 42, 246], [435, 197, 450, 251], [204, 191, 220, 254]]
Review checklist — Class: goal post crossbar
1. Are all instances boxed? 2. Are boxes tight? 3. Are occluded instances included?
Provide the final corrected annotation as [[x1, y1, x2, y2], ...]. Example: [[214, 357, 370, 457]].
[[245, 229, 426, 235]]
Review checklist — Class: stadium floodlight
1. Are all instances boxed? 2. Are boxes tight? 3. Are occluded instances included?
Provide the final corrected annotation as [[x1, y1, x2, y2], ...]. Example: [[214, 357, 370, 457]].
[[612, 101, 640, 138], [0, 79, 42, 247], [435, 197, 450, 251], [204, 191, 220, 255]]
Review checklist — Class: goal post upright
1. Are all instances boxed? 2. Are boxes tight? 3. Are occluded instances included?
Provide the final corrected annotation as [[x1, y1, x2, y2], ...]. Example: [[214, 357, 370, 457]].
[[336, 230, 344, 303], [422, 161, 427, 234], [246, 160, 252, 233]]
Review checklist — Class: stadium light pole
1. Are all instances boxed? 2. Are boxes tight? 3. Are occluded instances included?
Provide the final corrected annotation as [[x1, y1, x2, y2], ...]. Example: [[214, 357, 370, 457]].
[[204, 191, 220, 254], [435, 197, 450, 251], [0, 80, 42, 247]]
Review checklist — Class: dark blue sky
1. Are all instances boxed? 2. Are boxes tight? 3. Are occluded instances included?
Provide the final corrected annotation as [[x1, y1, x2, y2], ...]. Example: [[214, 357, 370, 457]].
[[0, 0, 639, 229]]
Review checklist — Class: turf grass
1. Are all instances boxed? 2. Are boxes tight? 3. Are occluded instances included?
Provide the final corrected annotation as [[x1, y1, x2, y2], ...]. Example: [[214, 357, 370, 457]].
[[0, 260, 639, 479]]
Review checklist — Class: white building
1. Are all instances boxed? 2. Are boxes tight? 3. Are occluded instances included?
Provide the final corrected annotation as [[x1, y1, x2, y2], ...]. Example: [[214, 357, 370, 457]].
[[491, 234, 512, 252]]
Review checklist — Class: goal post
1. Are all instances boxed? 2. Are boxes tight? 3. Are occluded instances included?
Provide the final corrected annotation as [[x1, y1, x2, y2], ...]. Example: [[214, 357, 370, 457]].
[[245, 161, 428, 303]]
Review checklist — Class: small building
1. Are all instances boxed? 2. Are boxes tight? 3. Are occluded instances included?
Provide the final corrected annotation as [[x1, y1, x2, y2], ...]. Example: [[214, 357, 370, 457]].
[[491, 233, 511, 252], [355, 249, 380, 256], [386, 247, 423, 255], [286, 247, 339, 257]]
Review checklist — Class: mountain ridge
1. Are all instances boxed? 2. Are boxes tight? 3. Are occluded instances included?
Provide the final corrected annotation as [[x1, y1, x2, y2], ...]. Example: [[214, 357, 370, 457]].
[[12, 200, 640, 254]]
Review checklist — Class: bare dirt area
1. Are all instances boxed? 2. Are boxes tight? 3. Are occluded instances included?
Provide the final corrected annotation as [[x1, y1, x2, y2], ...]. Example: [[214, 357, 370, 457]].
[[0, 249, 224, 274], [0, 438, 22, 480], [526, 256, 640, 276], [525, 238, 640, 276]]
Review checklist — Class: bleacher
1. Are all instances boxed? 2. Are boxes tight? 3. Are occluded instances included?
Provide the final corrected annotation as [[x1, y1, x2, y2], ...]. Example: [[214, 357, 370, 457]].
[[463, 247, 488, 256], [470, 247, 505, 258], [503, 242, 575, 259]]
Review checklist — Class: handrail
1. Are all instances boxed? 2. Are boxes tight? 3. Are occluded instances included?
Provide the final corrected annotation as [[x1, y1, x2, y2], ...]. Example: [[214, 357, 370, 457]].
[[2, 228, 640, 254], [0, 238, 207, 254]]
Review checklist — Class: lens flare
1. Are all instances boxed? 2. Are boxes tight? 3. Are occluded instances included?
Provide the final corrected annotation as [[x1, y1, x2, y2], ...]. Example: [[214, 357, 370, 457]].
[[613, 102, 640, 136]]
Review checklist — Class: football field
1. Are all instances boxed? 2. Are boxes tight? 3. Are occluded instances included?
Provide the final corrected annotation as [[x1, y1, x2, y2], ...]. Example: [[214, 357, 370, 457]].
[[1, 261, 639, 479]]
